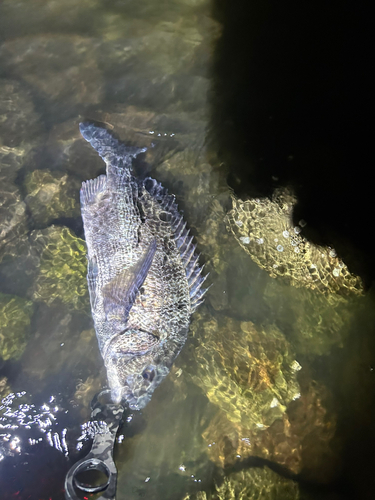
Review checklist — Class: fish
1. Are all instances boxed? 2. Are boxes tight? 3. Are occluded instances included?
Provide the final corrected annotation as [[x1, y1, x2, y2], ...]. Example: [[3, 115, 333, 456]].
[[79, 122, 207, 410]]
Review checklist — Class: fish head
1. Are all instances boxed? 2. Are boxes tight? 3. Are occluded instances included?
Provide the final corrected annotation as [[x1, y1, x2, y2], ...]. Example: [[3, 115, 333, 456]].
[[104, 329, 181, 410]]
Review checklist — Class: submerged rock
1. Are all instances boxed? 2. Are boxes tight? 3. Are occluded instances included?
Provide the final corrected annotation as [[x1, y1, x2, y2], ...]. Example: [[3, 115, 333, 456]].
[[99, 107, 207, 151], [0, 145, 31, 260], [0, 376, 12, 402], [183, 467, 299, 500], [0, 185, 27, 262], [196, 199, 233, 312], [0, 36, 103, 121], [97, 26, 204, 76], [264, 279, 356, 356], [74, 372, 102, 413], [0, 292, 34, 361], [201, 377, 338, 479], [24, 169, 80, 226], [0, 144, 32, 182], [154, 147, 216, 223], [31, 225, 88, 311], [32, 119, 106, 183], [0, 79, 43, 148], [188, 196, 270, 322], [0, 0, 102, 41], [0, 229, 51, 296], [226, 188, 363, 295], [215, 467, 299, 500], [186, 309, 301, 431]]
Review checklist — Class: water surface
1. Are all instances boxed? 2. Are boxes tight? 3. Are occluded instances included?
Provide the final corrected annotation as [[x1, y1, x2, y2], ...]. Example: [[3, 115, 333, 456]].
[[1, 1, 375, 500]]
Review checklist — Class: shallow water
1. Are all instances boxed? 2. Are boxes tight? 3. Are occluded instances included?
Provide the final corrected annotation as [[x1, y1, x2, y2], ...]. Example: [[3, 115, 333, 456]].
[[1, 1, 375, 500]]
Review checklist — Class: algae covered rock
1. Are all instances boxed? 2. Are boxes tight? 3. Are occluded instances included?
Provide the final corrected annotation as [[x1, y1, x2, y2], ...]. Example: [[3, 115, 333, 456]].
[[32, 225, 88, 311], [0, 292, 34, 360], [24, 169, 81, 226], [183, 467, 299, 500], [187, 309, 301, 431], [0, 376, 12, 401], [1, 224, 87, 305], [215, 467, 299, 500], [226, 188, 363, 295], [201, 377, 337, 480]]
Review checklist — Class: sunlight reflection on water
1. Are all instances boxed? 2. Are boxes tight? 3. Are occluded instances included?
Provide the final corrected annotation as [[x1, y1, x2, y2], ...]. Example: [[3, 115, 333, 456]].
[[0, 391, 95, 460]]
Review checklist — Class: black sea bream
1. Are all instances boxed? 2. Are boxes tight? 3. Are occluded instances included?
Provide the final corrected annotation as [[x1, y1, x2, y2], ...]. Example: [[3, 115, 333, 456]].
[[79, 123, 207, 410]]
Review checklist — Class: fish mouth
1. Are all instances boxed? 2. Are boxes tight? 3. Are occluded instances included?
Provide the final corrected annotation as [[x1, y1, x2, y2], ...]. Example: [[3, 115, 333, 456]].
[[111, 386, 150, 410], [127, 389, 151, 410]]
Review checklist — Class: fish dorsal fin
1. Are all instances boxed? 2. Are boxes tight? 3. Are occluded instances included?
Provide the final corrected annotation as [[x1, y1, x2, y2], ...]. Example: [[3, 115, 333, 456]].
[[142, 176, 208, 309], [80, 175, 107, 206], [102, 239, 157, 322]]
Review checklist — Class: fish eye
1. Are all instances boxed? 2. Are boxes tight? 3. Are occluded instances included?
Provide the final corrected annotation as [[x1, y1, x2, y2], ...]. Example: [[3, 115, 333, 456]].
[[142, 368, 156, 382]]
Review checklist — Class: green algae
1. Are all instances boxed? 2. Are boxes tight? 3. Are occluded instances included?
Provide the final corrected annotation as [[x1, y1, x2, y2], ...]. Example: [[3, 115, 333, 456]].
[[183, 467, 299, 500], [0, 292, 34, 360], [32, 225, 88, 311], [187, 309, 301, 431], [215, 467, 300, 499]]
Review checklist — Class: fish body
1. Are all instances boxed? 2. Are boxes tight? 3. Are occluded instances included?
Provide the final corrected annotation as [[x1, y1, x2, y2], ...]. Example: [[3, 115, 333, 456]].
[[79, 123, 206, 410]]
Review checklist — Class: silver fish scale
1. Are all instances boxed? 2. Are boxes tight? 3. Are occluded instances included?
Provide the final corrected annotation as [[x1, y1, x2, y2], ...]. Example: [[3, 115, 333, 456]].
[[79, 123, 207, 410]]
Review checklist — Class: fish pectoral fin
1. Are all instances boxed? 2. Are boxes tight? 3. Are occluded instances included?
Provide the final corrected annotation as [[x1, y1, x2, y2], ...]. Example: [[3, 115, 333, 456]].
[[102, 239, 157, 321]]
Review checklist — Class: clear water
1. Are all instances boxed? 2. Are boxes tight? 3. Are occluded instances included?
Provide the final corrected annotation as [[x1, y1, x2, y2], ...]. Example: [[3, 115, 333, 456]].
[[1, 1, 375, 500]]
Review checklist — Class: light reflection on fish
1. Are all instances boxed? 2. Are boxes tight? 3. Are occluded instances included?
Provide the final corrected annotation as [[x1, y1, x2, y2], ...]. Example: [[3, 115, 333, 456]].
[[79, 123, 207, 410]]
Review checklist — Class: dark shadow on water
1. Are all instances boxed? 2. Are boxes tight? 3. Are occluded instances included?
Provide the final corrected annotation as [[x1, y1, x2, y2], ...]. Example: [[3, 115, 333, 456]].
[[209, 0, 374, 287], [209, 2, 375, 499]]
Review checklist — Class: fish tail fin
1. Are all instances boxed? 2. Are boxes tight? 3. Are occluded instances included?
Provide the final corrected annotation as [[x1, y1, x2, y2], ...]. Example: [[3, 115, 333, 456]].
[[79, 122, 147, 168]]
